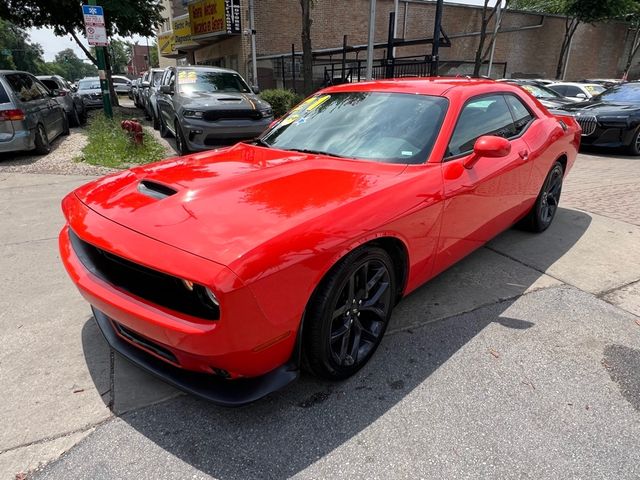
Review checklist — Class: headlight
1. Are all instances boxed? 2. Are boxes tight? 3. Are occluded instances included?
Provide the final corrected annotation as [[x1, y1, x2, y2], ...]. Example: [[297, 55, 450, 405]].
[[183, 109, 204, 119], [204, 287, 219, 306], [259, 107, 273, 118]]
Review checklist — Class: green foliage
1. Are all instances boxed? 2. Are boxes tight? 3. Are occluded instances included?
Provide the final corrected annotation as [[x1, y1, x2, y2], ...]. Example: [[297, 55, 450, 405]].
[[260, 89, 304, 118], [511, 0, 636, 22], [108, 39, 132, 75], [78, 113, 166, 168], [49, 48, 97, 81], [0, 18, 47, 73], [148, 42, 159, 68]]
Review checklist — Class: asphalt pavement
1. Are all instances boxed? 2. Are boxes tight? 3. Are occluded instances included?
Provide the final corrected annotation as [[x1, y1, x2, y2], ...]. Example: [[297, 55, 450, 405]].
[[1, 150, 639, 479]]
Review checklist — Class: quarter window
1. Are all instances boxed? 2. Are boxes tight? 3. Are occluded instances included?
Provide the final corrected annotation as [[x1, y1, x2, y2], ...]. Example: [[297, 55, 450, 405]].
[[447, 95, 516, 157], [505, 95, 534, 135]]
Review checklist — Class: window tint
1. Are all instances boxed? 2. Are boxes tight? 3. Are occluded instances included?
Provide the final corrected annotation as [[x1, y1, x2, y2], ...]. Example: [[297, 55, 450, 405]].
[[5, 74, 46, 102], [447, 95, 516, 157], [40, 79, 58, 91], [505, 95, 533, 135], [550, 85, 566, 96]]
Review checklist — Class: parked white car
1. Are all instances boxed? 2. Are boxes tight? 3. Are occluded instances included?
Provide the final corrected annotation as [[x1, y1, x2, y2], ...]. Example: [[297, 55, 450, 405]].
[[548, 82, 605, 102]]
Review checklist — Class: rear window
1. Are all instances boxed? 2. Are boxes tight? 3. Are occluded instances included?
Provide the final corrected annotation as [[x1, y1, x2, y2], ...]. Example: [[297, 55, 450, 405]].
[[0, 81, 9, 104], [40, 79, 58, 91]]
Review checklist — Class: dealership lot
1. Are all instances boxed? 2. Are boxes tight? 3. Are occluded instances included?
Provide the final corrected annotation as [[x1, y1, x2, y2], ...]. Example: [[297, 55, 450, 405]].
[[1, 151, 639, 479]]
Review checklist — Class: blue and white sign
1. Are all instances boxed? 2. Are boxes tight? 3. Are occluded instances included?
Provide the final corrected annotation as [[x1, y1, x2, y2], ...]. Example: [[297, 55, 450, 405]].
[[82, 5, 108, 46]]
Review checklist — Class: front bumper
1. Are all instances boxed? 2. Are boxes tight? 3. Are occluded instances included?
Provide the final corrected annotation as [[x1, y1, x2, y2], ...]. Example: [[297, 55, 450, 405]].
[[59, 193, 299, 403], [179, 117, 273, 151], [92, 307, 298, 406]]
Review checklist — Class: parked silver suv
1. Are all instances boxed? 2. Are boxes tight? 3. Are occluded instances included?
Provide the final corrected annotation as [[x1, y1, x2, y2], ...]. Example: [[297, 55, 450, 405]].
[[0, 70, 68, 155], [156, 66, 273, 155], [37, 75, 87, 126]]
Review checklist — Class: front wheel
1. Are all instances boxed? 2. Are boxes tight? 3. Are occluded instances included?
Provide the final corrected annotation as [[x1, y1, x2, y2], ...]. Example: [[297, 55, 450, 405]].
[[520, 161, 564, 233], [626, 127, 640, 156], [303, 246, 396, 380], [159, 113, 170, 138], [175, 120, 190, 156]]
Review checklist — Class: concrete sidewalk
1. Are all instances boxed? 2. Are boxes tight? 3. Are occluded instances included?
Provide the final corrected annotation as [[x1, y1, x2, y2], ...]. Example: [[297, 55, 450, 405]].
[[1, 151, 639, 478]]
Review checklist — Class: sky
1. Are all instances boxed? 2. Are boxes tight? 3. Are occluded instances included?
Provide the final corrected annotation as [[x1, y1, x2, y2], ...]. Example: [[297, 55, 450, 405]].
[[27, 0, 497, 62]]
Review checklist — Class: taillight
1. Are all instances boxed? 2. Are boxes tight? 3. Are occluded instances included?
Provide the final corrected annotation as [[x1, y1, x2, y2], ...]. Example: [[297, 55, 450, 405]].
[[0, 109, 25, 121]]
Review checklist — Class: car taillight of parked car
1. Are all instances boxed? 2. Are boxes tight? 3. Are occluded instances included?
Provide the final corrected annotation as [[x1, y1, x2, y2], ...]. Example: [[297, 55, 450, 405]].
[[0, 109, 25, 121]]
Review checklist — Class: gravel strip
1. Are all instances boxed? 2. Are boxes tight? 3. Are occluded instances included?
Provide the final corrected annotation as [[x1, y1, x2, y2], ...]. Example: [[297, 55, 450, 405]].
[[0, 97, 177, 177]]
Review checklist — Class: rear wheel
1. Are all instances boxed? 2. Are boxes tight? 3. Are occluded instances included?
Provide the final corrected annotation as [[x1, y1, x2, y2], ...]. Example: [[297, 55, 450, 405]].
[[34, 124, 50, 155], [159, 113, 170, 138], [61, 112, 70, 136], [520, 161, 563, 233], [303, 246, 396, 380]]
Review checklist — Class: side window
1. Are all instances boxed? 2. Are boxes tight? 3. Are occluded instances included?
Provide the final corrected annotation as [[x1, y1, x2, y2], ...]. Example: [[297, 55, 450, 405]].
[[565, 86, 582, 97], [505, 95, 534, 136], [6, 74, 45, 102], [33, 78, 51, 97], [551, 85, 566, 96], [447, 95, 516, 158], [167, 70, 176, 88]]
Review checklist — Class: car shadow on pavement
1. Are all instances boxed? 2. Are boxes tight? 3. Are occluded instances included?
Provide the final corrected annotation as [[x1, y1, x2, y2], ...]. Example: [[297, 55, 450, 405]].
[[80, 207, 591, 479]]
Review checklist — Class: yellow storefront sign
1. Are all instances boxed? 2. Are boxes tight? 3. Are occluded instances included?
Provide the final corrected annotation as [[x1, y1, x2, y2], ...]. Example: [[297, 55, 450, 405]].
[[173, 14, 197, 50], [158, 31, 175, 56], [189, 0, 226, 37]]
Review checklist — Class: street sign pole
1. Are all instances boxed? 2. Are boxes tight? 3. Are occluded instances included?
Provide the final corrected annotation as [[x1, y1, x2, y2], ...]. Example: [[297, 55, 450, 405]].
[[86, 0, 112, 118]]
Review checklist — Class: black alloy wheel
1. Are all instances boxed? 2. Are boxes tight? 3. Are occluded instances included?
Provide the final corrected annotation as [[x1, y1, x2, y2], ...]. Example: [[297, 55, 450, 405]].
[[520, 161, 563, 232], [627, 127, 640, 156], [304, 246, 396, 380], [159, 114, 170, 138]]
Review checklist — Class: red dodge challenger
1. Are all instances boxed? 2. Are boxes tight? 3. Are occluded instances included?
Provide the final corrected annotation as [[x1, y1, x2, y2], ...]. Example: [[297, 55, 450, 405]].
[[60, 78, 580, 405]]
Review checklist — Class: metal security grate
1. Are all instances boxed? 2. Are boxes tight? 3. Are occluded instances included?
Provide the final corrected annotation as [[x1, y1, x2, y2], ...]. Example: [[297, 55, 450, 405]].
[[575, 115, 597, 136]]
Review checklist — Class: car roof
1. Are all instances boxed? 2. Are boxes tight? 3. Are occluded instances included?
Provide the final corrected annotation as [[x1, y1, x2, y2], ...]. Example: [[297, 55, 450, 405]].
[[175, 65, 239, 74], [323, 77, 503, 96]]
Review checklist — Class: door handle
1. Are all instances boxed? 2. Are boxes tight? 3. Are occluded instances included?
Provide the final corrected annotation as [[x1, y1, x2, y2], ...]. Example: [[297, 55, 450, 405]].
[[519, 149, 529, 161]]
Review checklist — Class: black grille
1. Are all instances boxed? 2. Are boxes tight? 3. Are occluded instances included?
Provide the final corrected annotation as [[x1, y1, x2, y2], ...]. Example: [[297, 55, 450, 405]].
[[202, 109, 262, 121], [113, 321, 179, 364], [69, 229, 219, 320]]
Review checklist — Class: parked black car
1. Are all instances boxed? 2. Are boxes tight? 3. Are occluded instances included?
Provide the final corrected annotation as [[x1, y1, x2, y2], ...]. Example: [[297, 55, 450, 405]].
[[37, 75, 87, 126], [559, 82, 640, 155], [501, 80, 575, 110]]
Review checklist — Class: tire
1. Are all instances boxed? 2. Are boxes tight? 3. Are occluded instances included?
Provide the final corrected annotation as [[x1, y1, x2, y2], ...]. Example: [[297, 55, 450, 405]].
[[159, 114, 170, 138], [34, 124, 50, 155], [175, 120, 190, 156], [69, 107, 80, 127], [152, 110, 160, 130], [626, 127, 640, 155], [303, 246, 396, 380], [519, 161, 564, 233], [61, 113, 70, 136]]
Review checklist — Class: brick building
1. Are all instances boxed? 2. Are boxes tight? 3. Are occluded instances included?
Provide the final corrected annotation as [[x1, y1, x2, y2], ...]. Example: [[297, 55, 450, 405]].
[[156, 0, 636, 89], [127, 44, 154, 76]]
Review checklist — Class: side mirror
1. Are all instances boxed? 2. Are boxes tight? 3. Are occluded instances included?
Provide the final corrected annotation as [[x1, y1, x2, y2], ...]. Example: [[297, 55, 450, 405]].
[[463, 136, 511, 169], [159, 85, 174, 95], [252, 85, 260, 94], [141, 81, 150, 88], [576, 92, 587, 99]]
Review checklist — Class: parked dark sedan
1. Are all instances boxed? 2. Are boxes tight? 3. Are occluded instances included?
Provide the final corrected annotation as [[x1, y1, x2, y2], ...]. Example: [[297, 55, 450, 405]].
[[502, 81, 575, 110], [37, 75, 87, 126], [559, 82, 640, 155]]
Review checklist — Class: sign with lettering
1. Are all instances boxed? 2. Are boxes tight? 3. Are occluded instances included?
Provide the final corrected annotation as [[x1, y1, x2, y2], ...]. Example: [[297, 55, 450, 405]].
[[82, 5, 108, 46], [188, 0, 241, 38]]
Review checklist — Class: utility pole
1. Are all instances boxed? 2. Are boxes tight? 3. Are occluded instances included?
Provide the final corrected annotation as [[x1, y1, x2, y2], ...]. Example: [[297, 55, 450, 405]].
[[366, 0, 376, 80], [88, 0, 112, 117], [430, 0, 444, 77], [487, 0, 503, 78], [249, 0, 258, 88]]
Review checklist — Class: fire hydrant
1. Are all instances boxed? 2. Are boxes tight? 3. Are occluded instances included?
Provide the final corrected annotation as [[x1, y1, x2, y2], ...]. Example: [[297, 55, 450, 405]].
[[121, 120, 144, 146]]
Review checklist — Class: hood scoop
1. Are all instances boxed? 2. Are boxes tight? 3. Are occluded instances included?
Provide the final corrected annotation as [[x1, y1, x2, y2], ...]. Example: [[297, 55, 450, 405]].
[[218, 97, 243, 102], [137, 180, 177, 200]]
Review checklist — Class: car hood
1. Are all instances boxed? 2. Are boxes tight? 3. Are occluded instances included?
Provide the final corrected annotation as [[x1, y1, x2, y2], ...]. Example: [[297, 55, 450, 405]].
[[73, 143, 407, 269], [558, 100, 640, 116], [178, 91, 269, 110]]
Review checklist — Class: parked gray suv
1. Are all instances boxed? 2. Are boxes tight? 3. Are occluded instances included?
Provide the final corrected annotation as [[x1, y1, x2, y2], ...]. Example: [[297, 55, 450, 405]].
[[37, 75, 87, 126], [0, 70, 68, 155], [156, 66, 273, 155]]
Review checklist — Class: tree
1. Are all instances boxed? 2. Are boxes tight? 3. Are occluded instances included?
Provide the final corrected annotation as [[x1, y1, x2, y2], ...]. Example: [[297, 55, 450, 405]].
[[0, 0, 164, 67], [512, 0, 635, 79], [108, 38, 132, 74], [299, 0, 313, 95], [52, 48, 97, 80], [148, 42, 159, 68], [0, 18, 47, 73], [622, 2, 640, 79], [473, 0, 510, 77]]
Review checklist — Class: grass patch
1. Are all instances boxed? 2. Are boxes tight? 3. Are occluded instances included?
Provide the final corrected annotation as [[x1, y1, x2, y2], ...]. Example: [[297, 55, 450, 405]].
[[77, 112, 167, 168]]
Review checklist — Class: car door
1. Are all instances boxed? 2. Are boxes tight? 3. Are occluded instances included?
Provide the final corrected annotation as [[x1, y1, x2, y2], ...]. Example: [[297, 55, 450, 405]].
[[158, 68, 176, 130], [434, 93, 533, 274], [33, 76, 64, 138]]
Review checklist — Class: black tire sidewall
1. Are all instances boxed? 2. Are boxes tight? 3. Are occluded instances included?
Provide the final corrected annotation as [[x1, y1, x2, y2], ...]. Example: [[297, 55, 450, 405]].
[[534, 162, 563, 231], [34, 124, 50, 154], [175, 121, 189, 155], [303, 246, 396, 380], [628, 127, 640, 156]]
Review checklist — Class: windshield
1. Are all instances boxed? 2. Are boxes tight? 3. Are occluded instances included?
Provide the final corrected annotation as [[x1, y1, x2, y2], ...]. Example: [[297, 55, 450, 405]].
[[585, 85, 605, 95], [594, 83, 640, 103], [260, 92, 449, 164], [520, 84, 561, 99], [177, 70, 251, 94], [78, 80, 100, 90], [151, 71, 163, 85]]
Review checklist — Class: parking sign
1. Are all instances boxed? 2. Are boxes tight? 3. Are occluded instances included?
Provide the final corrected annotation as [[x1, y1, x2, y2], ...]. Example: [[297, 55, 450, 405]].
[[82, 5, 108, 46]]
